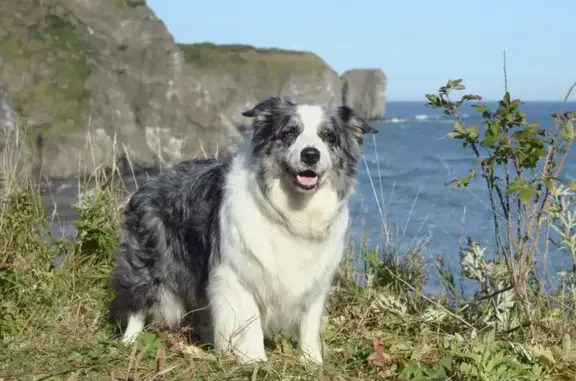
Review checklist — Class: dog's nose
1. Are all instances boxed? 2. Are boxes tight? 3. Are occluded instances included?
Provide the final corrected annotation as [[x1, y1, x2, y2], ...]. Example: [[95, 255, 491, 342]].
[[300, 147, 321, 165]]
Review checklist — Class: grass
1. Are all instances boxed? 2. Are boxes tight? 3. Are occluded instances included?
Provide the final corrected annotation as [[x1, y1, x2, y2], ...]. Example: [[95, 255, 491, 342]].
[[2, 83, 576, 380]]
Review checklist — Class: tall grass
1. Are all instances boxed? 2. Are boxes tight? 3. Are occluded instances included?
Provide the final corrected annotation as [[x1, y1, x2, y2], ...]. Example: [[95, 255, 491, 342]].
[[1, 81, 576, 380]]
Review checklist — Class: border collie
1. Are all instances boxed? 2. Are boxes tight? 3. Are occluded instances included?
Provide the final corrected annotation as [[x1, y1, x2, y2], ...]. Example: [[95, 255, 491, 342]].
[[108, 96, 378, 364]]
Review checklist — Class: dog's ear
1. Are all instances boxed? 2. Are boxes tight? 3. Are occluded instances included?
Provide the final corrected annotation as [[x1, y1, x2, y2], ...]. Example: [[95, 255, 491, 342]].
[[242, 96, 295, 118], [337, 105, 379, 134]]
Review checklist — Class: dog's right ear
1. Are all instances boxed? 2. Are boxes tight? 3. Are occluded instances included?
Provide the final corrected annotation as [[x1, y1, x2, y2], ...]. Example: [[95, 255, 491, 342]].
[[338, 105, 379, 135], [242, 96, 295, 118]]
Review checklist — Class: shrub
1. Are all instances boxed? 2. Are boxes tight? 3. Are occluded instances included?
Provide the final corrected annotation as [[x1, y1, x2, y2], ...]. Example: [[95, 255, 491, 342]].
[[425, 78, 576, 329]]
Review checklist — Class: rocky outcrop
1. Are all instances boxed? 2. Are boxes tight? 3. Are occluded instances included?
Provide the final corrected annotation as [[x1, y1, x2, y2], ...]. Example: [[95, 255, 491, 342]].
[[0, 0, 385, 180], [341, 69, 387, 120], [179, 43, 341, 128], [0, 0, 243, 179], [0, 84, 17, 147]]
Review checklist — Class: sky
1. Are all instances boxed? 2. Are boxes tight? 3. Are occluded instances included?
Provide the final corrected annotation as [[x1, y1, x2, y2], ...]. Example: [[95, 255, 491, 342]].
[[147, 0, 574, 101]]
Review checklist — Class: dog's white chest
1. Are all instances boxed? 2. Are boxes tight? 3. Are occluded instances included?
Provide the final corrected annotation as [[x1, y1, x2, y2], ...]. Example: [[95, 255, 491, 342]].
[[229, 198, 346, 301], [226, 205, 347, 335], [219, 156, 349, 335]]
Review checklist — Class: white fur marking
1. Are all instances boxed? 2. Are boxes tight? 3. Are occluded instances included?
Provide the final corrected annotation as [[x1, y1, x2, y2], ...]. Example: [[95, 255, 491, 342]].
[[121, 312, 145, 345], [157, 287, 185, 329], [297, 105, 324, 133], [285, 105, 332, 176]]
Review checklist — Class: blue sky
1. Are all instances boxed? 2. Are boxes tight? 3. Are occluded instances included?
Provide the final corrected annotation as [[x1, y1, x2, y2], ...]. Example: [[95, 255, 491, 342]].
[[147, 0, 574, 101]]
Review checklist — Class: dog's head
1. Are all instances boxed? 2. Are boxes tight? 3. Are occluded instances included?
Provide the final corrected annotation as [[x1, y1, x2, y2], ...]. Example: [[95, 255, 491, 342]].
[[242, 96, 378, 198]]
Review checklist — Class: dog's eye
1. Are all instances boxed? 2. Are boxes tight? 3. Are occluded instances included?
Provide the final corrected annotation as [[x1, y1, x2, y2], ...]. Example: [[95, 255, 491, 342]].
[[280, 127, 297, 142], [321, 130, 337, 145]]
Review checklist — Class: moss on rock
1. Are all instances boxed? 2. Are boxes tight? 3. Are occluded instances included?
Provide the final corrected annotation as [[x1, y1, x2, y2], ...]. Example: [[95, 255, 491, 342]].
[[0, 7, 91, 137]]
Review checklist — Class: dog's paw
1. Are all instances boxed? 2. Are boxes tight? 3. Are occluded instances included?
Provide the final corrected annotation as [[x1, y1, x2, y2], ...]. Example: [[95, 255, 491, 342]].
[[120, 333, 139, 346]]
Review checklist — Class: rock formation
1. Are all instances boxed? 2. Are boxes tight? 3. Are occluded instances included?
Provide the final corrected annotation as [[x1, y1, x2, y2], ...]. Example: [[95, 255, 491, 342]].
[[0, 84, 19, 165], [180, 43, 341, 129], [0, 0, 243, 179], [341, 69, 387, 120], [0, 0, 386, 180]]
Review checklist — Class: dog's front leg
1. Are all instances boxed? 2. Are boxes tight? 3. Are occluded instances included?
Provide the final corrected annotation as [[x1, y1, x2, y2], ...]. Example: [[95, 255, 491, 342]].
[[208, 267, 267, 364], [298, 291, 327, 365]]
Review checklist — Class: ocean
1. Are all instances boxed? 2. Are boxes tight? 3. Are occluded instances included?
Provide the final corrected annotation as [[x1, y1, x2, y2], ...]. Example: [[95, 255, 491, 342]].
[[42, 100, 576, 294], [350, 100, 576, 293]]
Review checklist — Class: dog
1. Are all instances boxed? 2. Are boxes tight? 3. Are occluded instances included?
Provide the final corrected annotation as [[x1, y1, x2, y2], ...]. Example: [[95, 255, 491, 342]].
[[108, 96, 378, 364]]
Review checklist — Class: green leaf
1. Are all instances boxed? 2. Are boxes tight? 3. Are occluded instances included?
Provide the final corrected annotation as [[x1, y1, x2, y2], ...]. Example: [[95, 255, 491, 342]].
[[518, 186, 536, 204], [511, 99, 522, 110], [474, 104, 488, 113], [425, 94, 441, 108], [467, 124, 479, 140], [446, 169, 476, 188], [489, 122, 500, 136], [449, 121, 468, 139], [438, 356, 453, 371], [506, 177, 525, 196], [481, 134, 498, 147], [454, 121, 466, 133], [485, 329, 496, 345], [450, 79, 465, 90], [502, 92, 511, 107], [560, 120, 574, 142], [461, 94, 482, 102], [279, 337, 297, 356], [530, 344, 556, 367], [506, 177, 537, 204]]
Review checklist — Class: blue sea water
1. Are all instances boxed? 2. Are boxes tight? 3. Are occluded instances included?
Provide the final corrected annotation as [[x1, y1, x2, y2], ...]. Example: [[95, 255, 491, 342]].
[[43, 100, 576, 294], [349, 100, 576, 293]]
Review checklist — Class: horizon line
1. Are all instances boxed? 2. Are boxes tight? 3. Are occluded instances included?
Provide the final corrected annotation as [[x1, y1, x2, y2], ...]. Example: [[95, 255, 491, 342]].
[[387, 99, 576, 103]]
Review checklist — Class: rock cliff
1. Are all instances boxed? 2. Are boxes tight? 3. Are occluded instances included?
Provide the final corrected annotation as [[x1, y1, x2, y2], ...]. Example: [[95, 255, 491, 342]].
[[0, 0, 243, 179], [0, 84, 16, 141], [179, 43, 342, 128], [0, 0, 385, 180], [341, 69, 387, 120], [0, 84, 18, 163]]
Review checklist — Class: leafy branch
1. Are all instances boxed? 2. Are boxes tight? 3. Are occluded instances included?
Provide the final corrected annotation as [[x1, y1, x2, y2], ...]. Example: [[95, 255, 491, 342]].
[[425, 78, 576, 326]]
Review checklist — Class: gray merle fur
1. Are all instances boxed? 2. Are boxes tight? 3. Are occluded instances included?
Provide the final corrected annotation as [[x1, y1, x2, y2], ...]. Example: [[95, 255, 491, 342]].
[[108, 158, 229, 330]]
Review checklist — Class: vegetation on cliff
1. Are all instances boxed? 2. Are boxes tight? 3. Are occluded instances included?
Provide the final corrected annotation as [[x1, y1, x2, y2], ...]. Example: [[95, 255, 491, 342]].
[[0, 4, 91, 137], [179, 42, 332, 75], [1, 79, 576, 380]]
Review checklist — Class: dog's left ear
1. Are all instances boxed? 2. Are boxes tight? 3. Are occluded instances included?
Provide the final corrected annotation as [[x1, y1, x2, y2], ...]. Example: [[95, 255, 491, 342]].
[[242, 96, 294, 118], [338, 105, 379, 134]]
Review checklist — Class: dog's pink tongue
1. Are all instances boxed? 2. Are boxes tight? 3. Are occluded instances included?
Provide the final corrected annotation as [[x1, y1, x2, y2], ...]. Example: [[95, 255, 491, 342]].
[[297, 174, 318, 187]]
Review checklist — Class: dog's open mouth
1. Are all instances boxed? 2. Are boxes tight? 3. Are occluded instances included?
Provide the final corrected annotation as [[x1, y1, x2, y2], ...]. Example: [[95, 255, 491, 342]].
[[295, 170, 318, 190]]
